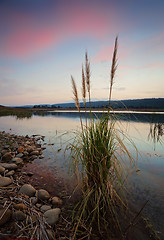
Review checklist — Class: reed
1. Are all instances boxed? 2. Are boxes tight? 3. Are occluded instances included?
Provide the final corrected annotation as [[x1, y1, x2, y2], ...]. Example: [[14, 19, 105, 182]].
[[70, 37, 137, 239]]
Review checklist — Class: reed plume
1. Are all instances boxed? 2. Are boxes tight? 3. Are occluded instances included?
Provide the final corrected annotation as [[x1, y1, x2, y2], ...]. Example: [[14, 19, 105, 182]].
[[109, 36, 118, 107], [82, 65, 87, 127], [85, 52, 91, 109], [71, 76, 83, 131]]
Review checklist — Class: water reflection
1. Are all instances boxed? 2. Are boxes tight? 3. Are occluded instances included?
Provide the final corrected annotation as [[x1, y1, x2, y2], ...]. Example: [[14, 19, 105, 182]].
[[148, 123, 164, 145]]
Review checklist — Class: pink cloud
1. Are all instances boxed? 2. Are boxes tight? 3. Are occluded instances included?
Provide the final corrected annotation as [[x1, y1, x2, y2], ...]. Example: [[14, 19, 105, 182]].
[[0, 4, 114, 59]]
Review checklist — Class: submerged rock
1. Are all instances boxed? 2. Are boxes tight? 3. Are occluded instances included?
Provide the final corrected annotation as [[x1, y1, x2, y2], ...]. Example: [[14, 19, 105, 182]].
[[1, 152, 13, 162], [0, 177, 13, 187], [0, 208, 12, 226], [6, 170, 15, 177], [51, 197, 63, 207], [40, 205, 51, 212], [19, 184, 36, 197], [0, 166, 5, 174], [37, 189, 50, 201], [43, 208, 61, 225], [13, 210, 26, 221]]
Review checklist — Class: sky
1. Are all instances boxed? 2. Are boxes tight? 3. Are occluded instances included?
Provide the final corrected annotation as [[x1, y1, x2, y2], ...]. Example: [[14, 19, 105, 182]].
[[0, 0, 164, 106]]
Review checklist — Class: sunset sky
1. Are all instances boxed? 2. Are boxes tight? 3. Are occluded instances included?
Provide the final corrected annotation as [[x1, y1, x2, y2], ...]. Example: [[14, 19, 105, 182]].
[[0, 0, 164, 106]]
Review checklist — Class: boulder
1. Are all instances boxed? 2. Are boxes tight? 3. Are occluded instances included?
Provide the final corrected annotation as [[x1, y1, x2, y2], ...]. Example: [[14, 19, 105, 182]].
[[19, 184, 36, 197], [37, 189, 50, 201], [0, 208, 12, 226], [0, 163, 17, 170], [43, 208, 61, 226], [0, 177, 13, 187]]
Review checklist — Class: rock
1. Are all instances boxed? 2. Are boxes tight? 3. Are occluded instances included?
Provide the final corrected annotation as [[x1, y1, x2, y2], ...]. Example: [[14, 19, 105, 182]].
[[19, 184, 36, 197], [0, 177, 13, 187], [46, 229, 55, 240], [1, 150, 8, 155], [17, 146, 24, 153], [39, 155, 44, 159], [13, 210, 26, 221], [16, 153, 23, 158], [12, 157, 23, 165], [0, 208, 12, 226], [0, 166, 5, 174], [30, 151, 39, 156], [27, 146, 34, 153], [14, 203, 27, 211], [2, 152, 13, 162], [6, 170, 15, 177], [30, 155, 38, 160], [40, 205, 51, 212], [0, 163, 17, 170], [36, 203, 41, 208], [43, 208, 61, 225], [30, 197, 38, 204], [37, 189, 50, 201], [51, 197, 63, 207]]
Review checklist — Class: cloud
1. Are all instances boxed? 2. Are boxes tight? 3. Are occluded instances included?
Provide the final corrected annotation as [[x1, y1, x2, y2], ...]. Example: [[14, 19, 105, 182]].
[[0, 3, 112, 59]]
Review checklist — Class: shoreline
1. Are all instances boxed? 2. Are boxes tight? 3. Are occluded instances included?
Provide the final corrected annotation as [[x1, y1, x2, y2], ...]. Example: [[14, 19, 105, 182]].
[[0, 131, 161, 239]]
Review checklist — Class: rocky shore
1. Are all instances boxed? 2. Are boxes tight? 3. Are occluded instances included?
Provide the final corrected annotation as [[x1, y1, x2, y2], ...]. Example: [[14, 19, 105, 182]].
[[0, 131, 65, 240]]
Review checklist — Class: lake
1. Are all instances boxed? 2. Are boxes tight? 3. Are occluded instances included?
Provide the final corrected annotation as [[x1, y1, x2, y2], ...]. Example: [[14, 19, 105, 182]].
[[0, 110, 164, 238]]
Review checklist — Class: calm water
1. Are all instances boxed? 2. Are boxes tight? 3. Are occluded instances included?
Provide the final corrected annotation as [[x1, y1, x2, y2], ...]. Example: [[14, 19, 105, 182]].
[[0, 111, 164, 237]]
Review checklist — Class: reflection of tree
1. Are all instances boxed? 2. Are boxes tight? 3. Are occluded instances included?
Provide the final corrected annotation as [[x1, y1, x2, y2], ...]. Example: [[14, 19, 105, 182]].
[[148, 123, 164, 145]]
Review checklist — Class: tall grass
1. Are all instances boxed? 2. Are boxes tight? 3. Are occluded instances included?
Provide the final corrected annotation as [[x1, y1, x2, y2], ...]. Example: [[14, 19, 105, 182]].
[[70, 37, 137, 239]]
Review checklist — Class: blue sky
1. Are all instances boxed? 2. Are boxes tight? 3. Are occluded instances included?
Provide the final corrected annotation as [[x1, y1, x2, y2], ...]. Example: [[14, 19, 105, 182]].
[[0, 0, 164, 106]]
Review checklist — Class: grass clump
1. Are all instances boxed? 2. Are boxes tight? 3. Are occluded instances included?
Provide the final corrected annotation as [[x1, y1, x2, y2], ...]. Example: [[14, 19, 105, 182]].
[[70, 37, 137, 239]]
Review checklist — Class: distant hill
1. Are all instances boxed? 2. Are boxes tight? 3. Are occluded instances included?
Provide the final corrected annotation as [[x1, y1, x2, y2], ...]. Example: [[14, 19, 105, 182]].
[[33, 98, 164, 110]]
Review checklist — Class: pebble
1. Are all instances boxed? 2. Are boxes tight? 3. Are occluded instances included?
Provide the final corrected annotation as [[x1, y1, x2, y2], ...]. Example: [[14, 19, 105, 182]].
[[13, 210, 26, 221], [0, 208, 12, 226], [0, 163, 17, 170], [12, 157, 23, 165], [0, 177, 13, 187], [2, 152, 13, 162], [6, 170, 15, 177], [37, 189, 50, 201], [40, 205, 51, 212], [0, 166, 5, 174], [14, 203, 27, 211], [43, 208, 61, 225], [19, 184, 36, 197], [52, 196, 63, 206]]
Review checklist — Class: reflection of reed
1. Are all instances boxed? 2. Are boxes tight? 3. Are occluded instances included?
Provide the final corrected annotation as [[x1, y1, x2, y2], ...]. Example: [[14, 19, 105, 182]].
[[148, 122, 164, 144]]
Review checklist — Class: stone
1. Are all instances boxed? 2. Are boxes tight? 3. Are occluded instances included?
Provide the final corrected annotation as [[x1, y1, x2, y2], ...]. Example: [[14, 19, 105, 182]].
[[12, 157, 23, 165], [0, 163, 17, 170], [0, 177, 13, 187], [39, 155, 44, 159], [17, 146, 24, 153], [36, 203, 41, 208], [30, 155, 38, 160], [19, 184, 36, 197], [0, 208, 12, 226], [30, 151, 39, 156], [30, 197, 37, 204], [14, 203, 27, 211], [43, 208, 61, 225], [0, 166, 5, 174], [51, 197, 63, 207], [27, 146, 34, 153], [6, 170, 15, 177], [13, 210, 26, 221], [37, 189, 50, 201], [16, 153, 23, 158], [40, 205, 51, 212], [1, 152, 13, 162]]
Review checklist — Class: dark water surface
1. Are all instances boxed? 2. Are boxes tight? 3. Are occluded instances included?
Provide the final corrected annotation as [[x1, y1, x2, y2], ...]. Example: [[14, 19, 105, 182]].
[[0, 111, 164, 238]]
